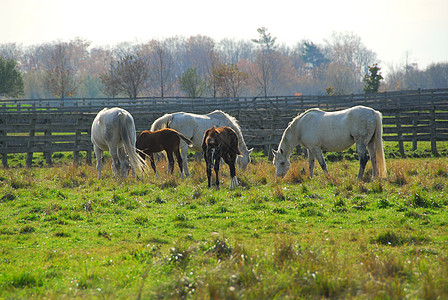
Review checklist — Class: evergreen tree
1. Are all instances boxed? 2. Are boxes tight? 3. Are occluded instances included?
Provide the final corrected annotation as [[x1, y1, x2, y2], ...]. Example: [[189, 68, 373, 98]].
[[363, 63, 383, 93], [0, 57, 24, 98], [178, 67, 207, 98]]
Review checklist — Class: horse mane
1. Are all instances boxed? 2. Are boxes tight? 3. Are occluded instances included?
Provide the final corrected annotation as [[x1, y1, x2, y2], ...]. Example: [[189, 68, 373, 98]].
[[150, 113, 173, 131], [280, 108, 322, 152], [207, 110, 241, 131]]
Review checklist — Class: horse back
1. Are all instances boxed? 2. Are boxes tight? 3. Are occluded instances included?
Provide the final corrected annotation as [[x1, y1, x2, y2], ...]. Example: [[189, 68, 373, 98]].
[[207, 126, 241, 155]]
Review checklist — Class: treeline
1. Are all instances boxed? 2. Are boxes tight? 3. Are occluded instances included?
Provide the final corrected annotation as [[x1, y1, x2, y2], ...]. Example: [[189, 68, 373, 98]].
[[1, 29, 447, 99]]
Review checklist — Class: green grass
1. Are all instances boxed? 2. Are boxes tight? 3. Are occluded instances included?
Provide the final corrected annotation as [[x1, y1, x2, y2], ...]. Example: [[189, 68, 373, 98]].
[[0, 151, 448, 298]]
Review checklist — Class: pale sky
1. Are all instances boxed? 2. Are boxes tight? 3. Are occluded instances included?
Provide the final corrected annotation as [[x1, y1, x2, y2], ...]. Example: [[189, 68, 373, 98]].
[[2, 0, 448, 73]]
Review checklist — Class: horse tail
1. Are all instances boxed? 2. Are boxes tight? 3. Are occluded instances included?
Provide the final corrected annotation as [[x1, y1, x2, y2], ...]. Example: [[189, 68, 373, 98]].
[[119, 111, 145, 177], [150, 113, 173, 131], [373, 110, 387, 178], [177, 132, 193, 146]]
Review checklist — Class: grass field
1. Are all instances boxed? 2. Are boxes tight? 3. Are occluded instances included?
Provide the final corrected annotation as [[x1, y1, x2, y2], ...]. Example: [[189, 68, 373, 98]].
[[0, 144, 447, 299]]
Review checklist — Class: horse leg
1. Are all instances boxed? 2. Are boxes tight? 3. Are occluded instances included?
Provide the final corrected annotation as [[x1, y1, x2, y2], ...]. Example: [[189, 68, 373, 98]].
[[307, 149, 315, 178], [214, 154, 221, 190], [368, 141, 378, 178], [174, 150, 184, 178], [118, 146, 131, 178], [357, 143, 369, 180], [310, 147, 328, 176], [223, 152, 238, 189], [108, 145, 122, 178], [149, 153, 158, 177], [179, 142, 190, 177], [206, 158, 212, 188], [94, 145, 103, 179], [166, 151, 175, 175]]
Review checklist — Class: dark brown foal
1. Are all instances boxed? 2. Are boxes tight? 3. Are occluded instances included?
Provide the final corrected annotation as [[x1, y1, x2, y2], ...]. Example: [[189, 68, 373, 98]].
[[136, 128, 192, 178], [202, 126, 241, 189]]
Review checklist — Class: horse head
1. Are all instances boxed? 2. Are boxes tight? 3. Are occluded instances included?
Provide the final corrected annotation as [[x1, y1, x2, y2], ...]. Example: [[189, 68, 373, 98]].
[[236, 148, 253, 170], [205, 127, 221, 167], [272, 148, 291, 177]]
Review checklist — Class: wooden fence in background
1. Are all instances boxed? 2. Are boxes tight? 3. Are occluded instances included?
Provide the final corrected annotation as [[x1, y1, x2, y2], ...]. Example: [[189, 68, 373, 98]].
[[1, 88, 447, 167]]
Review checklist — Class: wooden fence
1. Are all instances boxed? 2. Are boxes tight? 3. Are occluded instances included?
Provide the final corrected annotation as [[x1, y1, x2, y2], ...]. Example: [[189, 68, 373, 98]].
[[1, 88, 447, 167]]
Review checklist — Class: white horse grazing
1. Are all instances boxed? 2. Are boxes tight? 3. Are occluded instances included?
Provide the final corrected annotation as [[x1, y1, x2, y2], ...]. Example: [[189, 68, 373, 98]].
[[150, 110, 253, 177], [91, 107, 145, 179], [273, 106, 387, 180]]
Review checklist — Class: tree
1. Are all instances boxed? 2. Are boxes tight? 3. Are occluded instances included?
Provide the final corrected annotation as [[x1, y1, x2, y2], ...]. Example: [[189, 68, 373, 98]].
[[212, 63, 248, 97], [251, 27, 277, 51], [324, 32, 377, 93], [144, 40, 174, 97], [251, 27, 279, 97], [178, 67, 207, 98], [300, 41, 329, 69], [425, 63, 448, 88], [363, 63, 383, 93], [0, 57, 24, 98], [43, 42, 78, 99], [101, 52, 150, 99], [325, 62, 358, 95], [100, 63, 121, 98]]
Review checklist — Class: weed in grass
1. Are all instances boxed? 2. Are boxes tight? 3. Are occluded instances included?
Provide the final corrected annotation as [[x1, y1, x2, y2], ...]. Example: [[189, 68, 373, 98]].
[[54, 231, 71, 238], [375, 231, 401, 246], [6, 271, 44, 288], [273, 186, 286, 201], [153, 194, 167, 204], [408, 192, 440, 209], [377, 198, 392, 209], [390, 170, 408, 186], [158, 177, 178, 189], [0, 191, 16, 202], [207, 238, 233, 260], [333, 198, 348, 213], [19, 225, 35, 234], [134, 216, 150, 226], [77, 272, 99, 290], [273, 239, 299, 267], [168, 245, 191, 268]]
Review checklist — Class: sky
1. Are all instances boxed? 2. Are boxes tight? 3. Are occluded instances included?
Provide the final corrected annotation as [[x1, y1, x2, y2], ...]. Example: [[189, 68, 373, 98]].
[[2, 0, 448, 74]]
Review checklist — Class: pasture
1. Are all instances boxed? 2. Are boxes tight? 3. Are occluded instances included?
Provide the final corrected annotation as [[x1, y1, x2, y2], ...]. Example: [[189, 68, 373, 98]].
[[0, 144, 448, 299]]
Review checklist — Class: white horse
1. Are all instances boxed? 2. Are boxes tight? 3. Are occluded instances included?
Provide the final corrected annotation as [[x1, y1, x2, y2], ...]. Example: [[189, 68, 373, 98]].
[[91, 107, 145, 179], [273, 106, 387, 180], [150, 110, 253, 177]]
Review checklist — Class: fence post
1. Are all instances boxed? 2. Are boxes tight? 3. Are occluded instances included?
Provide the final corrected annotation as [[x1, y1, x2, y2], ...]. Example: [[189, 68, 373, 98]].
[[0, 117, 7, 167], [412, 118, 418, 151], [44, 118, 53, 165], [395, 110, 405, 158], [74, 116, 80, 166], [26, 117, 36, 168], [430, 105, 438, 156]]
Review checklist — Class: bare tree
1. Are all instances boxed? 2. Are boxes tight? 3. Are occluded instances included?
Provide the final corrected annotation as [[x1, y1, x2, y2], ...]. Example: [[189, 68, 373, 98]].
[[43, 42, 78, 99], [250, 27, 286, 96], [325, 62, 358, 95], [218, 38, 255, 65], [144, 40, 174, 97], [212, 63, 248, 97], [101, 50, 150, 99], [324, 32, 376, 93]]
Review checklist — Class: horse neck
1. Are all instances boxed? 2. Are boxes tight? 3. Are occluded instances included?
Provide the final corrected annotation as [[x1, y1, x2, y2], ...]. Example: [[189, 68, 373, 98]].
[[232, 126, 249, 155], [279, 123, 300, 157], [216, 113, 249, 155]]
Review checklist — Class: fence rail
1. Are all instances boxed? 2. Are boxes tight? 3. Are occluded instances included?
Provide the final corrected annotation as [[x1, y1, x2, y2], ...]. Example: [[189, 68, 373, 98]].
[[1, 88, 448, 167]]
